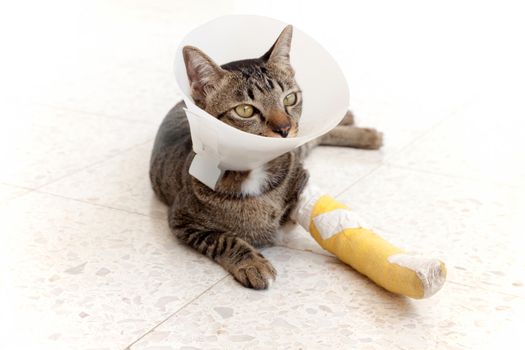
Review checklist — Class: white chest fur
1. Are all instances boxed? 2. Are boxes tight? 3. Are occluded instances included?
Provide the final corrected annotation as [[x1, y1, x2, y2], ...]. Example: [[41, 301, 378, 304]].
[[240, 165, 268, 196]]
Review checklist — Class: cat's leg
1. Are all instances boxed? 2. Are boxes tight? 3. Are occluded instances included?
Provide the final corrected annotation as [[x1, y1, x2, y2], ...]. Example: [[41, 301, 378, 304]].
[[294, 110, 382, 159], [169, 212, 276, 289], [320, 125, 383, 150], [339, 110, 355, 126], [323, 110, 382, 149]]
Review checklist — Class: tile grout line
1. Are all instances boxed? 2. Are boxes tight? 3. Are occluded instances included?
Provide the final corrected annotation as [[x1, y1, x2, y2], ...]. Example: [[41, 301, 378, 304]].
[[0, 180, 170, 222], [34, 101, 162, 125], [384, 162, 523, 189], [365, 102, 467, 165], [123, 275, 230, 350], [334, 162, 384, 198], [0, 139, 155, 211], [0, 186, 40, 209], [36, 138, 153, 191], [0, 182, 37, 191], [33, 189, 167, 221]]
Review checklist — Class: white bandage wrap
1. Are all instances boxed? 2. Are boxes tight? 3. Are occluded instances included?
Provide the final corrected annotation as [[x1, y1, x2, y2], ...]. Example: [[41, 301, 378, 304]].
[[295, 183, 369, 239], [295, 183, 324, 230], [313, 209, 370, 240], [388, 253, 446, 298]]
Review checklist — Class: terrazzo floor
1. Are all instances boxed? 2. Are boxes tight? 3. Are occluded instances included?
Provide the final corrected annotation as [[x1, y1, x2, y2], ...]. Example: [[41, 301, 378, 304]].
[[1, 1, 524, 349]]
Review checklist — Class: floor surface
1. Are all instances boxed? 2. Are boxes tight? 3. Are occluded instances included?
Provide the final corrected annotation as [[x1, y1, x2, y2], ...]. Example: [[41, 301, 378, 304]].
[[1, 1, 524, 349]]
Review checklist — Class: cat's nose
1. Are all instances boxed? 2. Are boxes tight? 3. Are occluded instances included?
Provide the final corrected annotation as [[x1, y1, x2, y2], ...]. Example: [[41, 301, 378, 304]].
[[272, 125, 291, 138], [268, 109, 291, 138]]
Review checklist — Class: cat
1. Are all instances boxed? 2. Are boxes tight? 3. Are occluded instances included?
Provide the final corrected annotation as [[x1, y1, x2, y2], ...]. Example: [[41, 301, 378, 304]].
[[150, 25, 382, 289]]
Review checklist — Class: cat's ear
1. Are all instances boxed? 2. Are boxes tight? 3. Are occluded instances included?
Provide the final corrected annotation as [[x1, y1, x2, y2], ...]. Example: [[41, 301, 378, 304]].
[[261, 25, 293, 67], [183, 46, 226, 103]]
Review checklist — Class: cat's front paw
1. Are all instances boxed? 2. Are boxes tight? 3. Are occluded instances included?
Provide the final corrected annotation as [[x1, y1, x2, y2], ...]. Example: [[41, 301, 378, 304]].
[[231, 253, 276, 290], [357, 128, 383, 150]]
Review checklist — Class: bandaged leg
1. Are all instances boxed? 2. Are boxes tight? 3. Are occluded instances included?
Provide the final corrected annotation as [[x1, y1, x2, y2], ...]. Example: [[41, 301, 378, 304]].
[[295, 184, 446, 299]]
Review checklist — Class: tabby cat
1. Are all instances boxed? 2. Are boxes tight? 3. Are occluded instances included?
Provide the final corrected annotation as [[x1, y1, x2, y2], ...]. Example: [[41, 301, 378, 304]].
[[150, 25, 382, 289]]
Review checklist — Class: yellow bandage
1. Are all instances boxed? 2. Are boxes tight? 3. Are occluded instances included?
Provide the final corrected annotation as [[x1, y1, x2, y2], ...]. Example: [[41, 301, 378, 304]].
[[296, 188, 446, 299]]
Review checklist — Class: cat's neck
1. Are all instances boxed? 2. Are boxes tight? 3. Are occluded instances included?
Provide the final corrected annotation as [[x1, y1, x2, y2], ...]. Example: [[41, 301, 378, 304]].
[[239, 164, 269, 196], [213, 153, 292, 197]]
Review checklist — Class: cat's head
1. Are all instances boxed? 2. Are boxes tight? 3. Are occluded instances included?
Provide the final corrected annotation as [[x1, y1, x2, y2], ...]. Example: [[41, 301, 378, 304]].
[[182, 25, 301, 138]]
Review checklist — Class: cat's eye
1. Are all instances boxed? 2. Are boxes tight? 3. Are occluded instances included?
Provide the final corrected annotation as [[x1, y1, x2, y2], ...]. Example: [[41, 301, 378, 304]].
[[234, 104, 255, 118], [283, 92, 297, 106]]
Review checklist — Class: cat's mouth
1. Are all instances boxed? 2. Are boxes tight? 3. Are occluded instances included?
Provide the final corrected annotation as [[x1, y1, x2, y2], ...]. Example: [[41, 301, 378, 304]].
[[262, 126, 298, 138], [260, 117, 298, 138]]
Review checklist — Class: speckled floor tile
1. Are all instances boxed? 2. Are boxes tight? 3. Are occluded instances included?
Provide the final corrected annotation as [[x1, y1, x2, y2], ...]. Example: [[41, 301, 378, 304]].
[[0, 191, 226, 350], [40, 142, 166, 219], [0, 103, 156, 188], [4, 1, 525, 349], [129, 247, 525, 350], [387, 100, 525, 186], [336, 166, 525, 297]]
